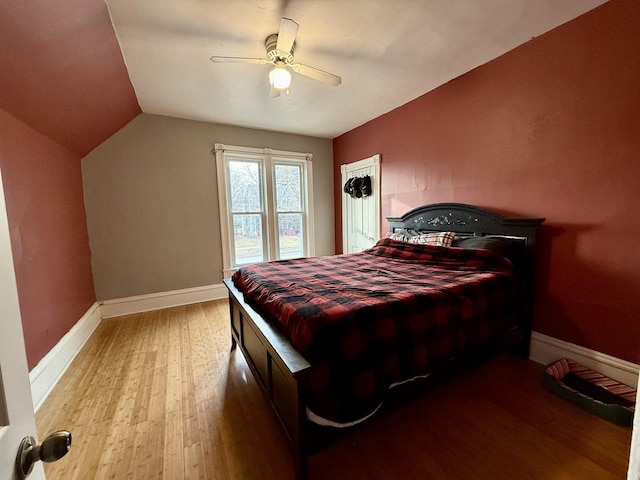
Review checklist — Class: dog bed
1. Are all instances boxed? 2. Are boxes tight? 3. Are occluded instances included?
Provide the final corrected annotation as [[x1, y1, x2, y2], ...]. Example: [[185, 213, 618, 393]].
[[543, 358, 636, 426]]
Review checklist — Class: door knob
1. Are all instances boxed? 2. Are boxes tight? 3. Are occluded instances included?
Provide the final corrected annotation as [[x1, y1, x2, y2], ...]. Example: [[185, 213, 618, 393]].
[[15, 430, 72, 479]]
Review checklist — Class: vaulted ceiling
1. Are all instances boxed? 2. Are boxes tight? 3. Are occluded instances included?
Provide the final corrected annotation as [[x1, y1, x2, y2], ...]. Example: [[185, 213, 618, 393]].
[[0, 0, 608, 154], [0, 0, 139, 156], [106, 0, 608, 138]]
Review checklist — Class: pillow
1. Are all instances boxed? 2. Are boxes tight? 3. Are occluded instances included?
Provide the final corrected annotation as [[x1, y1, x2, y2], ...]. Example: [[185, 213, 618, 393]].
[[387, 231, 455, 247], [408, 231, 455, 247], [386, 232, 411, 242], [452, 236, 526, 265]]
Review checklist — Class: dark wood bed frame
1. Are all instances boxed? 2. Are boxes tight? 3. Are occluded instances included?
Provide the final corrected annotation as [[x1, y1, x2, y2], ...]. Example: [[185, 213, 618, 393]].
[[224, 203, 544, 480]]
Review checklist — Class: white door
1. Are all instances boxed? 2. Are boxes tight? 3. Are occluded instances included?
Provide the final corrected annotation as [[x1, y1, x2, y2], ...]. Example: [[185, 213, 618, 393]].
[[0, 169, 45, 480], [341, 154, 381, 253]]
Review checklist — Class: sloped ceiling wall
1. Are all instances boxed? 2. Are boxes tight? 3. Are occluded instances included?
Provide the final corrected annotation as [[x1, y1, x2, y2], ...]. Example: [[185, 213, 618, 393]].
[[0, 0, 140, 156]]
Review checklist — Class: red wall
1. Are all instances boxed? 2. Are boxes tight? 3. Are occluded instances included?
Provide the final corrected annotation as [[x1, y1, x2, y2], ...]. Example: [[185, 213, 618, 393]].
[[333, 0, 640, 363], [0, 109, 97, 368], [0, 0, 140, 369]]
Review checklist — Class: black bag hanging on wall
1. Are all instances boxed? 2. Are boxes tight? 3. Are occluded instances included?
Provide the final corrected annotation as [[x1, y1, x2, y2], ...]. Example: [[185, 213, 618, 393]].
[[360, 175, 372, 197], [352, 177, 364, 198], [343, 177, 356, 197], [344, 175, 372, 199]]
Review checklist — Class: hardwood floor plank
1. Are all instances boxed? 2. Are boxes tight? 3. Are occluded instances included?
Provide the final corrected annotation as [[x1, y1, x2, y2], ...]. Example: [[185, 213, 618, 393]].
[[36, 300, 631, 479]]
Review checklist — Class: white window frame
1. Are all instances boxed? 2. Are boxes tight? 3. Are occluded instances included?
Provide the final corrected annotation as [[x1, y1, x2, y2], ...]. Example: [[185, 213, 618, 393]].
[[214, 143, 315, 277]]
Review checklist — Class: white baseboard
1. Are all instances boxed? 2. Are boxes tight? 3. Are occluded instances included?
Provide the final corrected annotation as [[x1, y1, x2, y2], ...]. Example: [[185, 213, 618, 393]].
[[30, 283, 228, 411], [99, 283, 228, 318], [530, 331, 639, 389], [29, 302, 102, 411]]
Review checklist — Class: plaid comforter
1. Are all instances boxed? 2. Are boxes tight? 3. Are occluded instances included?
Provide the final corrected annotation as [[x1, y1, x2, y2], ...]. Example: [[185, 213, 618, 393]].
[[232, 238, 522, 425]]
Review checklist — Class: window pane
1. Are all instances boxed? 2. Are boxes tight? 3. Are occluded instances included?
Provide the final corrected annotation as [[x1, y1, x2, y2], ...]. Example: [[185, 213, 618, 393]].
[[278, 213, 303, 259], [229, 161, 261, 212], [233, 214, 264, 264], [274, 164, 301, 212]]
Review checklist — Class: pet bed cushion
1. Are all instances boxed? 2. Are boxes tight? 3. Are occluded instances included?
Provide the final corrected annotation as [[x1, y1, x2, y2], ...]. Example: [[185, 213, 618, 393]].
[[543, 358, 635, 426]]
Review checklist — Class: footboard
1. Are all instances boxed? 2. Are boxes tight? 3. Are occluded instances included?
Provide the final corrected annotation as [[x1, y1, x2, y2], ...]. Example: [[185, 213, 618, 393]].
[[224, 279, 312, 480]]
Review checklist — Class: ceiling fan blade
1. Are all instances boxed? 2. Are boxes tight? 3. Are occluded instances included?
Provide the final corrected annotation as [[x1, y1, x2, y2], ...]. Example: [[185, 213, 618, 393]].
[[209, 56, 269, 65], [276, 17, 299, 54], [290, 63, 341, 86]]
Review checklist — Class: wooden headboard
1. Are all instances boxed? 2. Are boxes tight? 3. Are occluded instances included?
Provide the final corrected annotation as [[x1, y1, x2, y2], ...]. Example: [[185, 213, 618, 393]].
[[387, 202, 544, 250]]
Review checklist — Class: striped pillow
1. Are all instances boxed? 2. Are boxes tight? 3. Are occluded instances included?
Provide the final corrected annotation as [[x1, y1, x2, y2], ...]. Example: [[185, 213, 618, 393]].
[[387, 231, 455, 247], [386, 232, 411, 242]]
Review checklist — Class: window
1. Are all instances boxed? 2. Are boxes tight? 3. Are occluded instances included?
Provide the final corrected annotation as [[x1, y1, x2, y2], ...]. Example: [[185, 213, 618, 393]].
[[214, 144, 314, 277]]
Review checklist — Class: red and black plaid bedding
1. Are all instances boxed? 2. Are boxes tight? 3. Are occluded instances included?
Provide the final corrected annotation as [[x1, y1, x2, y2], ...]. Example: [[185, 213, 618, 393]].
[[232, 238, 523, 425]]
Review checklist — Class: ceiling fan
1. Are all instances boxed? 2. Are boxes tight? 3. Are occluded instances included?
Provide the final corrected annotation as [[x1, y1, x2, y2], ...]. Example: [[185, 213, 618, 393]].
[[210, 17, 342, 96]]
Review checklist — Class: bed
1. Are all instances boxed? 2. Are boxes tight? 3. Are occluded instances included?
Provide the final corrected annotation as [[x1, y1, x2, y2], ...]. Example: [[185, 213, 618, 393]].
[[224, 203, 544, 480]]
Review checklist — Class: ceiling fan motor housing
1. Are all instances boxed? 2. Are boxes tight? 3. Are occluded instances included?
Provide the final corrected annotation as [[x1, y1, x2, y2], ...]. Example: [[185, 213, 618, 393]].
[[265, 33, 295, 64]]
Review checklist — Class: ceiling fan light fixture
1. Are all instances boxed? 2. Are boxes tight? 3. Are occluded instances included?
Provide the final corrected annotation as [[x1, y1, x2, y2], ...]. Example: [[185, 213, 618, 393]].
[[269, 63, 291, 89]]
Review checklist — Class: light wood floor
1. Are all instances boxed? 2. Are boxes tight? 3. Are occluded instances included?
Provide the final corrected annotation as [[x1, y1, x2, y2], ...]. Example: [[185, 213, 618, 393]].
[[36, 300, 632, 479]]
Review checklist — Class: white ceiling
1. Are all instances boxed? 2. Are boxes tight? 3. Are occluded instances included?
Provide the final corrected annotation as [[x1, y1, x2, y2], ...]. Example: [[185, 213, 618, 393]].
[[105, 0, 607, 139]]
